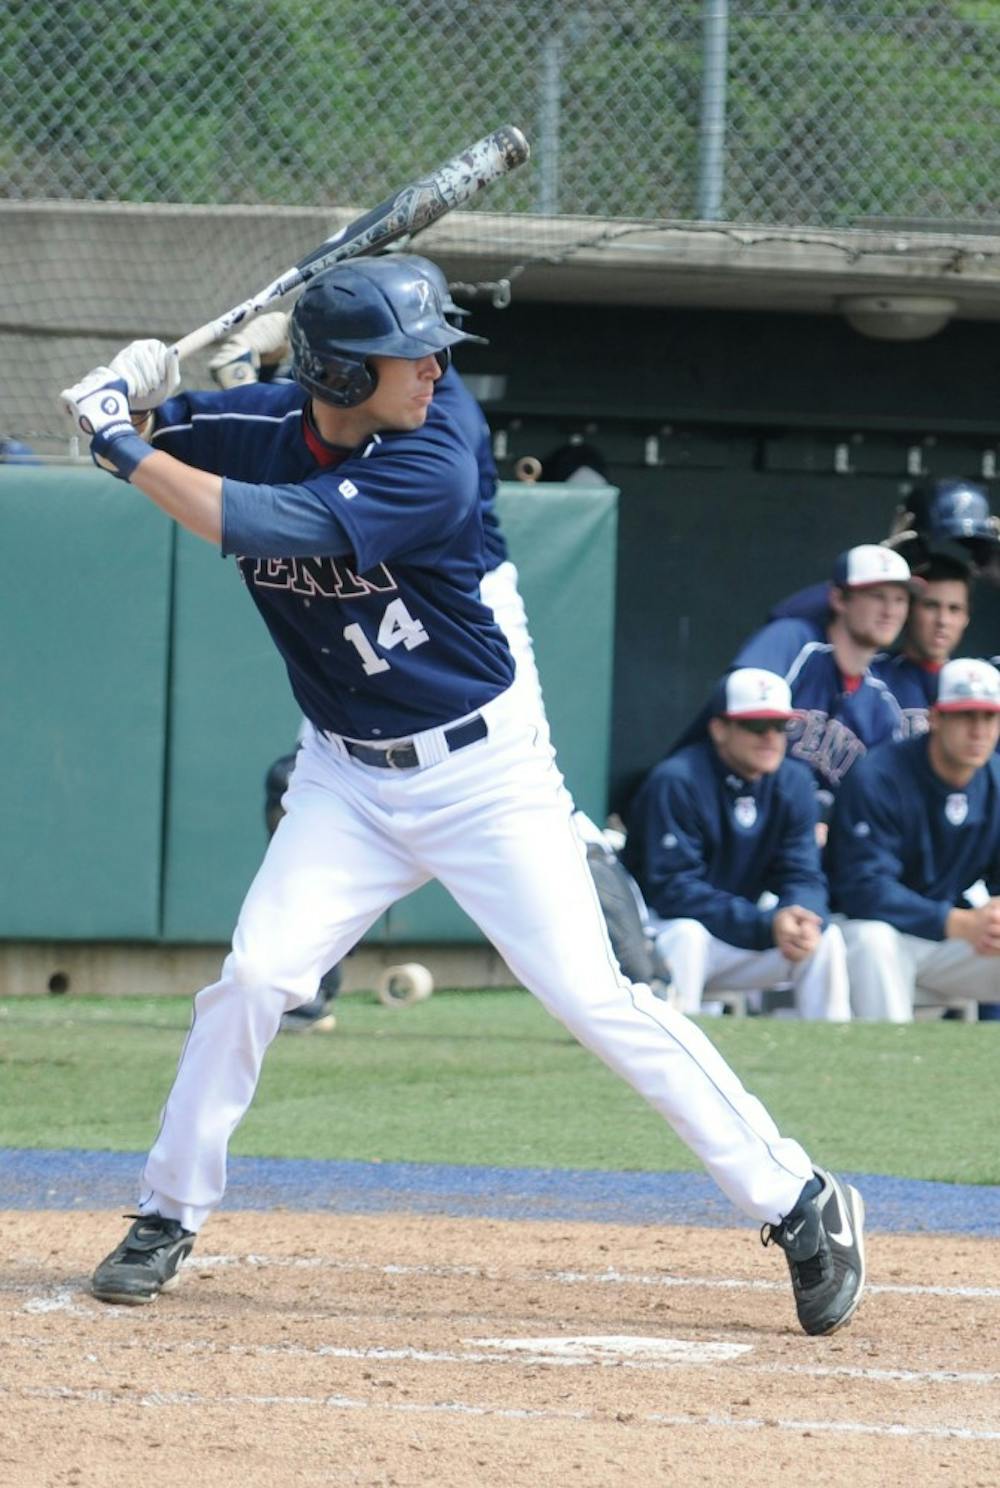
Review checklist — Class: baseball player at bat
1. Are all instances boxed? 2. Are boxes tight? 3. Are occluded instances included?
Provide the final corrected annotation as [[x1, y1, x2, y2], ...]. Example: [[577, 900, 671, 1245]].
[[209, 259, 620, 1032], [62, 256, 865, 1336]]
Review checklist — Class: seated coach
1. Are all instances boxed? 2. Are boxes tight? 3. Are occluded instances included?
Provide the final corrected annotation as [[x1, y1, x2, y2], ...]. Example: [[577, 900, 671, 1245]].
[[827, 657, 1000, 1020], [623, 668, 850, 1020]]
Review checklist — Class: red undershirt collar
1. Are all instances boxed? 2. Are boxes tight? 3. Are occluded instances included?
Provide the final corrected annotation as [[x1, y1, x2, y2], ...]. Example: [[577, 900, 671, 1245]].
[[302, 406, 352, 468]]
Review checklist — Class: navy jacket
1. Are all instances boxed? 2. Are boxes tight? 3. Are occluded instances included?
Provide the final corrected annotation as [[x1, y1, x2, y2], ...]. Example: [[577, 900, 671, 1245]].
[[623, 741, 828, 951], [827, 735, 1000, 939]]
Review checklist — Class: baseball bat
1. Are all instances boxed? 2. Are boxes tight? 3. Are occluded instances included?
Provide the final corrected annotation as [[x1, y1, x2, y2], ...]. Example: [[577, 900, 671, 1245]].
[[172, 125, 530, 362]]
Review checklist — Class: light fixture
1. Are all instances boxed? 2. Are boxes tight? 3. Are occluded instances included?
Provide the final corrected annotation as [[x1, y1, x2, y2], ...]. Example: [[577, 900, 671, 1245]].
[[837, 294, 957, 341]]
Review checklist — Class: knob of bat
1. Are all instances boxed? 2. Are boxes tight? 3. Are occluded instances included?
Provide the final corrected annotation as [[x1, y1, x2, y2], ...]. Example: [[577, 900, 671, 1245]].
[[515, 456, 542, 484]]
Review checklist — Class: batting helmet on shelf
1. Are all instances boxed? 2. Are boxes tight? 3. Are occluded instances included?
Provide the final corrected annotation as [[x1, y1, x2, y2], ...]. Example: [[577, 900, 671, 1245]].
[[884, 476, 1000, 573], [289, 256, 485, 408]]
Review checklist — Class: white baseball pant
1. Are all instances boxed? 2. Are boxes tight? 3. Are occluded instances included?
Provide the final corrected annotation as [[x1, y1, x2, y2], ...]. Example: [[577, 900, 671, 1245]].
[[652, 917, 851, 1021], [480, 559, 548, 737], [841, 918, 1000, 1020], [139, 684, 815, 1232]]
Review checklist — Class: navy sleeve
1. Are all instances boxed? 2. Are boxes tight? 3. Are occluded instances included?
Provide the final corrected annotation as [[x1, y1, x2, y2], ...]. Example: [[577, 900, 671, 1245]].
[[221, 480, 355, 558], [767, 581, 832, 625], [305, 419, 478, 573], [732, 618, 820, 676], [635, 772, 777, 951], [765, 771, 830, 923], [827, 762, 952, 939]]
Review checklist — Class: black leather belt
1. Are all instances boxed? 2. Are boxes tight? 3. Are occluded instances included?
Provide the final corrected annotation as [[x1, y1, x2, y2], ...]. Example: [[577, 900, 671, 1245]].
[[342, 713, 488, 769]]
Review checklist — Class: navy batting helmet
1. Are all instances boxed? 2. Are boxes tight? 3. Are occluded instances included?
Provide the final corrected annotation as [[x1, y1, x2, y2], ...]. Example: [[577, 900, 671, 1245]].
[[290, 256, 484, 408], [885, 476, 1000, 572], [404, 254, 469, 322]]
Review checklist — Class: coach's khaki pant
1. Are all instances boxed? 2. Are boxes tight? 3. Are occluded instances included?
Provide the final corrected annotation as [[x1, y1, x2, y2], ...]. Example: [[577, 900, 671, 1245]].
[[651, 918, 851, 1021], [841, 919, 1000, 1020]]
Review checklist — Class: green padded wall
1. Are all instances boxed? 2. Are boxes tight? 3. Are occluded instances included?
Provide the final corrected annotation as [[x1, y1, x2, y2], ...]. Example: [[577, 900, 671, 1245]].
[[0, 474, 617, 944], [158, 531, 305, 940], [0, 468, 172, 937]]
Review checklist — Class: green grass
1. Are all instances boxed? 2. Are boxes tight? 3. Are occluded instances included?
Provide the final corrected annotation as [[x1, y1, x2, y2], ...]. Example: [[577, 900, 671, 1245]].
[[0, 991, 996, 1185]]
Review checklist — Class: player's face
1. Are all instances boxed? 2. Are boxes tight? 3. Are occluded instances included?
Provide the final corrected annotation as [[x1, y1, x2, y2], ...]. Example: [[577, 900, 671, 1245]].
[[839, 583, 910, 649], [363, 353, 442, 431], [928, 709, 1000, 780], [708, 716, 789, 780], [904, 580, 970, 664]]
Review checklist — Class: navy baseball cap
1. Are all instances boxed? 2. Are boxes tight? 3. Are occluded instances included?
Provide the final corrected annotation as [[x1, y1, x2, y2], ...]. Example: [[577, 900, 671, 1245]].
[[711, 668, 796, 720]]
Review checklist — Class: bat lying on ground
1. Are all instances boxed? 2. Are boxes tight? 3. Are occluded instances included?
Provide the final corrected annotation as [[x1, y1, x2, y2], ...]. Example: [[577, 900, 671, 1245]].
[[172, 125, 530, 363]]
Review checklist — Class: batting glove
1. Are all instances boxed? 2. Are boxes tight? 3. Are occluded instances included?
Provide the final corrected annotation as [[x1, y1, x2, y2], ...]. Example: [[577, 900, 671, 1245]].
[[60, 367, 155, 481], [109, 338, 181, 412], [208, 312, 291, 388]]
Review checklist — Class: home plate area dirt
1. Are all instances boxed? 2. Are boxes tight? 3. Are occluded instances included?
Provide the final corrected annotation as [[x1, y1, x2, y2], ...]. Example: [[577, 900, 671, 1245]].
[[1, 1211, 998, 1488]]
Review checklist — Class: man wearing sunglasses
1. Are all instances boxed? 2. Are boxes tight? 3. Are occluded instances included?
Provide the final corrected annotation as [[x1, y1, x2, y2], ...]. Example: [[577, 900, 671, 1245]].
[[624, 668, 850, 1020]]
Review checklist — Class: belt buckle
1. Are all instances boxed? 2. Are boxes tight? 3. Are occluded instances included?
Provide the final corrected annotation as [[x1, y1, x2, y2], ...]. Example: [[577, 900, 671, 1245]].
[[385, 741, 413, 770]]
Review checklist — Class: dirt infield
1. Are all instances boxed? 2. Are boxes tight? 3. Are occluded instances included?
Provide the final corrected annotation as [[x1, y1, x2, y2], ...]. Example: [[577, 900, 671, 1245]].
[[1, 1210, 998, 1488]]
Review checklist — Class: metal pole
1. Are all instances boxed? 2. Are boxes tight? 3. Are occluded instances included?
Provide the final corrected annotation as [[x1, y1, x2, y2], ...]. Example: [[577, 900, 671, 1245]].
[[538, 33, 563, 215], [696, 0, 729, 220]]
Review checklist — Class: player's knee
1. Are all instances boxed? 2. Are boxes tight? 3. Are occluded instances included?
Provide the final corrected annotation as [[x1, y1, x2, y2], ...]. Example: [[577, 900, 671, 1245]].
[[655, 918, 710, 959], [813, 921, 847, 962], [227, 943, 315, 1005], [845, 918, 899, 960]]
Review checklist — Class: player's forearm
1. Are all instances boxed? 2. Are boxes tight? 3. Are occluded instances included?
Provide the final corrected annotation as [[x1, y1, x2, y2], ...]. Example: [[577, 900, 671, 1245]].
[[130, 451, 223, 544]]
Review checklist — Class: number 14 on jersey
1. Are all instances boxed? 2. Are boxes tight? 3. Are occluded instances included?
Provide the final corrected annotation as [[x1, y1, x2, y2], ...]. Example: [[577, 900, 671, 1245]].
[[343, 598, 430, 675]]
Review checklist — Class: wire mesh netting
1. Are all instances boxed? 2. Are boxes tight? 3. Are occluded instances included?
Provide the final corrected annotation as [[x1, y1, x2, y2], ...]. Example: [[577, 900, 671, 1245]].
[[5, 1, 1000, 225], [5, 1, 1000, 453]]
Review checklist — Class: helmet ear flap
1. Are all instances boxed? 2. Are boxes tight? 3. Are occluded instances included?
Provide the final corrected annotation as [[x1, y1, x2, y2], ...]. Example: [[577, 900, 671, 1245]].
[[435, 348, 451, 375]]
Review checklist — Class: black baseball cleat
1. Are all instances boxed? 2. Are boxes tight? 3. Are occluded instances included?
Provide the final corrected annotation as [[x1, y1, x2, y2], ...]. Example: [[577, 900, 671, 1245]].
[[762, 1167, 866, 1336], [91, 1215, 196, 1305], [281, 965, 341, 1034], [280, 992, 337, 1033]]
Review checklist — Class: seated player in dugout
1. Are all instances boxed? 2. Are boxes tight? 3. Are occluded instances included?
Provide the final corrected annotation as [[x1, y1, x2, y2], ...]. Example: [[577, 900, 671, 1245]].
[[726, 546, 916, 826], [826, 658, 1000, 1021], [624, 668, 849, 1021], [767, 478, 993, 742], [870, 555, 972, 739], [62, 255, 865, 1338]]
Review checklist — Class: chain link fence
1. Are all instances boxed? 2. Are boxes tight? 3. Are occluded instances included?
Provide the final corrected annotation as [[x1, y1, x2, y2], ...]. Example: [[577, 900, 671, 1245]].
[[3, 1, 1000, 228], [5, 1, 1000, 454]]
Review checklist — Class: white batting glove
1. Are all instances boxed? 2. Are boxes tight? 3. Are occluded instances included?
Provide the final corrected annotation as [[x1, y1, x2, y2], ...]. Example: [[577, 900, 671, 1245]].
[[109, 338, 181, 412], [60, 367, 154, 481], [208, 312, 291, 388]]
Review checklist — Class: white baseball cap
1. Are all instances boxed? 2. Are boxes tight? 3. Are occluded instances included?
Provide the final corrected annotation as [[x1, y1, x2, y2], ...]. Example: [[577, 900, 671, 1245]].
[[832, 544, 917, 590], [712, 667, 795, 720], [934, 657, 1000, 713]]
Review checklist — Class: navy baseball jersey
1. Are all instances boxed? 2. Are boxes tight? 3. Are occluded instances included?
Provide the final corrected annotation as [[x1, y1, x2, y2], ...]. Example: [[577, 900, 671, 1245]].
[[826, 735, 1000, 939], [623, 741, 829, 951], [733, 618, 902, 793], [432, 367, 508, 571], [769, 587, 938, 738], [869, 652, 938, 739], [150, 380, 514, 737]]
